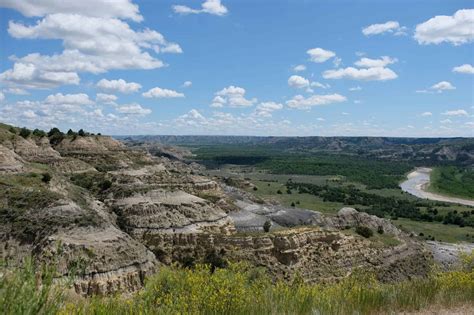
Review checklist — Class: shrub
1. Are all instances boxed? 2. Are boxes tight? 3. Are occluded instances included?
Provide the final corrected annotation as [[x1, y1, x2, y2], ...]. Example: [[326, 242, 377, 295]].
[[41, 172, 52, 183], [377, 226, 384, 234], [253, 186, 258, 191], [8, 126, 16, 134], [263, 220, 272, 232], [19, 127, 31, 139], [204, 249, 227, 272], [32, 129, 46, 137], [78, 129, 86, 136], [355, 226, 373, 238], [291, 202, 295, 207], [99, 179, 112, 191], [277, 190, 282, 194]]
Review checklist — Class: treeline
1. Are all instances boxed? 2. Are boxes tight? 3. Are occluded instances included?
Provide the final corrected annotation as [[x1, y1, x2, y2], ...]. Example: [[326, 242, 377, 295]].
[[8, 126, 99, 145], [286, 181, 474, 228], [260, 156, 412, 189]]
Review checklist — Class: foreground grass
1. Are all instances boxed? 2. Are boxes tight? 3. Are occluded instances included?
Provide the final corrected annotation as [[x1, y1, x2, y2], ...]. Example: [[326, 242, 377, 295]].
[[2, 253, 474, 315]]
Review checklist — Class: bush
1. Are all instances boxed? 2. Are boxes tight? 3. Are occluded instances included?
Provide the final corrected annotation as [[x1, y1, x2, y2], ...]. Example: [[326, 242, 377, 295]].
[[41, 173, 52, 183], [19, 127, 31, 139], [253, 186, 258, 191], [291, 202, 295, 207], [32, 129, 46, 137], [277, 190, 282, 194], [8, 126, 16, 134], [78, 129, 86, 136], [355, 226, 373, 238], [377, 226, 384, 234], [263, 220, 272, 232]]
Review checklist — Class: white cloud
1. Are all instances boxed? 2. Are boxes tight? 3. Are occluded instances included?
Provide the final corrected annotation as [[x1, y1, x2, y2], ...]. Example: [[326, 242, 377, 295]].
[[173, 0, 228, 16], [354, 56, 397, 68], [44, 93, 94, 105], [254, 101, 283, 117], [97, 79, 142, 93], [213, 85, 257, 107], [440, 119, 452, 124], [293, 65, 306, 72], [414, 9, 474, 45], [323, 67, 397, 81], [353, 100, 362, 104], [3, 87, 29, 95], [117, 103, 151, 115], [96, 93, 117, 103], [453, 64, 474, 74], [307, 48, 335, 63], [431, 81, 455, 91], [288, 75, 310, 88], [286, 93, 347, 110], [421, 111, 433, 117], [362, 21, 407, 36], [442, 109, 468, 116], [333, 57, 342, 67], [142, 87, 185, 99], [182, 81, 193, 87], [0, 62, 80, 89], [1, 5, 180, 90], [349, 86, 362, 91], [0, 92, 4, 102], [0, 0, 143, 21], [310, 82, 330, 89]]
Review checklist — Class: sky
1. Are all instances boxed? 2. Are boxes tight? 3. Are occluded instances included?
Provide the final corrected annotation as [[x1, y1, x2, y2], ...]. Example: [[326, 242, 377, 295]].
[[0, 0, 473, 137]]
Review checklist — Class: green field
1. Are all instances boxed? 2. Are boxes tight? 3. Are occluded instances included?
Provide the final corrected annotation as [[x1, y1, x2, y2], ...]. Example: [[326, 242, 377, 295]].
[[430, 166, 474, 199]]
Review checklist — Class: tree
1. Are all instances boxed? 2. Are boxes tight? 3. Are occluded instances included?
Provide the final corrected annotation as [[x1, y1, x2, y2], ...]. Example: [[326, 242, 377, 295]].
[[19, 128, 31, 139], [277, 190, 282, 194], [67, 129, 76, 136], [291, 202, 295, 207], [32, 129, 46, 137], [8, 126, 16, 134], [78, 129, 86, 136], [48, 128, 64, 145], [47, 127, 62, 137], [263, 220, 272, 232]]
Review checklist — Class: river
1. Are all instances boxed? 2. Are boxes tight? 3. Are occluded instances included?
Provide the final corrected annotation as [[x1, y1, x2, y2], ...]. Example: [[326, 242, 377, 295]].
[[400, 167, 474, 207]]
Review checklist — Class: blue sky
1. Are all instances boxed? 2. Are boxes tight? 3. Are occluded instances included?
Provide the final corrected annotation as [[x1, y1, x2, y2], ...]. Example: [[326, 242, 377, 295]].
[[0, 0, 473, 136]]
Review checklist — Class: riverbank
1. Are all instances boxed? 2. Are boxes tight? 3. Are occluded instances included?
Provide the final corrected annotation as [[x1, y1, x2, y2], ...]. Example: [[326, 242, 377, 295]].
[[400, 168, 474, 207]]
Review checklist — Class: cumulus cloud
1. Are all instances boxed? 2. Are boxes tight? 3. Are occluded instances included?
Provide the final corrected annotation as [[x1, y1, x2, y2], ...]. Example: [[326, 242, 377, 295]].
[[254, 102, 283, 117], [142, 87, 185, 98], [286, 93, 347, 110], [414, 9, 474, 45], [117, 103, 151, 115], [431, 81, 456, 91], [354, 56, 397, 68], [421, 112, 433, 117], [288, 75, 310, 88], [0, 0, 143, 21], [293, 65, 306, 72], [182, 81, 193, 87], [173, 0, 228, 16], [96, 93, 118, 103], [0, 3, 180, 90], [307, 48, 335, 63], [212, 85, 257, 108], [453, 64, 474, 74], [44, 93, 94, 105], [323, 67, 397, 81], [362, 21, 407, 36], [442, 109, 468, 116], [97, 79, 142, 94]]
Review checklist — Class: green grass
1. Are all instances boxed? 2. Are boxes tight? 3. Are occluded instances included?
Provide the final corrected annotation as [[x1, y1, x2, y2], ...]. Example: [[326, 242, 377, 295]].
[[2, 256, 474, 315], [429, 166, 474, 200], [396, 218, 474, 243]]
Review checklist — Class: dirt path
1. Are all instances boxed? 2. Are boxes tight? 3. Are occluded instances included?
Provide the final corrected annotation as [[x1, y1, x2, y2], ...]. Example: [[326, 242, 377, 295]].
[[400, 168, 474, 207]]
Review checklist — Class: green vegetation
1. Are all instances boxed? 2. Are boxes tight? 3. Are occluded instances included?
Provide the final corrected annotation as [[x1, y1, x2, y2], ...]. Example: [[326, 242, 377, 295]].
[[286, 181, 474, 228], [2, 255, 474, 315], [430, 166, 474, 199], [355, 226, 373, 238], [396, 219, 474, 243], [19, 127, 31, 139], [70, 172, 112, 197], [263, 220, 271, 232]]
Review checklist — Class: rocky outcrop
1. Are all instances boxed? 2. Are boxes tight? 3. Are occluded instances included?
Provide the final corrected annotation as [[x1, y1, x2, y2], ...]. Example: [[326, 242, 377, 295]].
[[142, 227, 430, 283], [328, 207, 401, 235], [39, 226, 156, 296], [0, 145, 25, 173], [112, 189, 234, 236]]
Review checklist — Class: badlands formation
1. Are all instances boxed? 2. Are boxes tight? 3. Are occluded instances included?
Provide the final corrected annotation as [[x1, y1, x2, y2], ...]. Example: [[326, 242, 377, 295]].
[[0, 125, 431, 295]]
